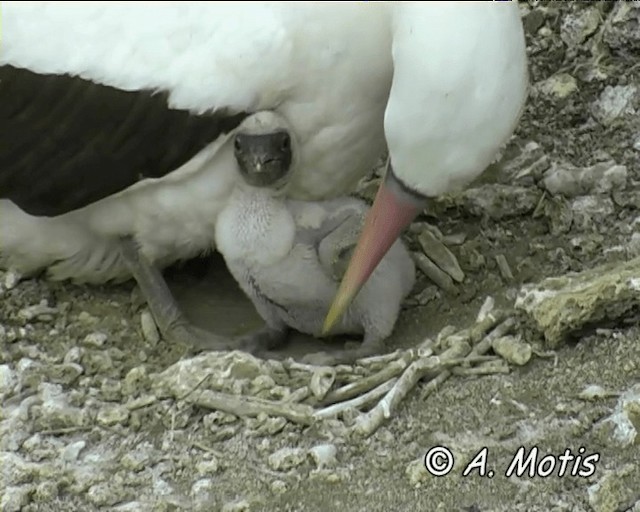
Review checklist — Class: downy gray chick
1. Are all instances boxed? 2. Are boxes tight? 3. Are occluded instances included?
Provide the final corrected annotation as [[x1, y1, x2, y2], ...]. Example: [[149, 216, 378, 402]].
[[216, 111, 415, 365]]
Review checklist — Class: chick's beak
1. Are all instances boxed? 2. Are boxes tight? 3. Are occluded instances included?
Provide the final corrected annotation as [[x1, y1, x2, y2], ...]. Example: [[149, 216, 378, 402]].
[[322, 164, 426, 334]]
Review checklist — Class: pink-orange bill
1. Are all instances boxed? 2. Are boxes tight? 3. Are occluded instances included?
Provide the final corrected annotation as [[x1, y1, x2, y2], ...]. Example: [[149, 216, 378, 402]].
[[322, 168, 425, 334]]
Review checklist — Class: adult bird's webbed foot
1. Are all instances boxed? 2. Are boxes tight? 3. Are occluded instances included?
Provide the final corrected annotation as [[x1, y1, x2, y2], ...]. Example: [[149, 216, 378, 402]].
[[118, 236, 233, 353]]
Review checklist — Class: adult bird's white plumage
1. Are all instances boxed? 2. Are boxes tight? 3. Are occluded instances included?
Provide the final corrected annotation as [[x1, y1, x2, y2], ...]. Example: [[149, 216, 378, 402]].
[[0, 2, 529, 356], [325, 2, 529, 331], [0, 2, 393, 283]]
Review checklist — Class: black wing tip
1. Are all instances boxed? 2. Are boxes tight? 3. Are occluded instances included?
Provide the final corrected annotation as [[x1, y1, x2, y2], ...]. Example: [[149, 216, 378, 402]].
[[0, 64, 251, 217]]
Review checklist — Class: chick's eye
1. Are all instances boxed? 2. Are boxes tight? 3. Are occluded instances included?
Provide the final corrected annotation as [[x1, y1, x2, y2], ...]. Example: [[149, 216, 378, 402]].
[[234, 138, 242, 151]]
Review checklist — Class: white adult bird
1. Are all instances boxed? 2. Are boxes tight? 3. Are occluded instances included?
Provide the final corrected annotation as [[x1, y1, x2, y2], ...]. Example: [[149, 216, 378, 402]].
[[0, 2, 529, 355], [324, 2, 528, 331]]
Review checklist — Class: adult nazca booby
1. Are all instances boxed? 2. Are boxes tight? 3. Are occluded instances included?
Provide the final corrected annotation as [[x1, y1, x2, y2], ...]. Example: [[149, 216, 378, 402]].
[[0, 2, 393, 350], [0, 3, 529, 355], [324, 2, 529, 332]]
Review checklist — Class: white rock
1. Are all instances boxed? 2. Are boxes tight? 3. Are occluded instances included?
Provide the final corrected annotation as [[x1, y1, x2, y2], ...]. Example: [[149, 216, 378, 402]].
[[62, 440, 87, 462], [592, 85, 638, 126], [82, 332, 108, 348], [140, 310, 160, 345], [0, 364, 17, 397], [4, 270, 22, 290], [267, 447, 306, 471], [308, 444, 338, 469]]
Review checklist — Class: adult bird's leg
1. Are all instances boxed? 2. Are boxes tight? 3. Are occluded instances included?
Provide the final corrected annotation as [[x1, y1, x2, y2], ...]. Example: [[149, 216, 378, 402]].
[[118, 236, 233, 352]]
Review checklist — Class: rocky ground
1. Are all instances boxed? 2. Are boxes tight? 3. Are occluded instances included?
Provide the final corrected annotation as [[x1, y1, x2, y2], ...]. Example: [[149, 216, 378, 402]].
[[2, 2, 640, 511]]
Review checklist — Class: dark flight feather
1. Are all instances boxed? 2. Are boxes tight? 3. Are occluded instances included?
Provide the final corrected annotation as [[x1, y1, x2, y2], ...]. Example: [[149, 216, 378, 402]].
[[0, 65, 249, 217]]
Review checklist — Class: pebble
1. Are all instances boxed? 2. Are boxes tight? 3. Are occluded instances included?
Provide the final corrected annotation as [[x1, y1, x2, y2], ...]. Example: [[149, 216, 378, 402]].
[[4, 270, 22, 290], [560, 6, 601, 47], [33, 480, 59, 502], [494, 254, 514, 282], [151, 474, 174, 497], [122, 366, 149, 396], [492, 336, 532, 366], [476, 296, 496, 323], [121, 443, 152, 472], [18, 301, 58, 322], [140, 310, 160, 345], [309, 367, 336, 401], [501, 141, 551, 184], [598, 384, 640, 447], [0, 485, 32, 512], [0, 453, 35, 485], [0, 364, 17, 398], [82, 332, 108, 348], [417, 230, 465, 283], [190, 478, 215, 500], [442, 232, 467, 246], [267, 447, 307, 471], [270, 480, 287, 494], [111, 502, 146, 512], [592, 85, 638, 126], [542, 161, 627, 198], [578, 385, 614, 401], [406, 458, 430, 486], [222, 499, 252, 512], [87, 482, 125, 507], [570, 196, 615, 231], [627, 232, 640, 257], [543, 198, 574, 236], [308, 444, 337, 469], [82, 350, 114, 375], [35, 383, 86, 430], [588, 464, 638, 512], [250, 374, 276, 395], [47, 362, 84, 386], [516, 257, 640, 347], [406, 285, 440, 307], [203, 411, 238, 429], [461, 184, 541, 220], [603, 2, 640, 49], [195, 458, 220, 476], [96, 404, 130, 426], [64, 346, 84, 364], [412, 252, 457, 294], [536, 73, 578, 100], [522, 8, 545, 35], [62, 440, 87, 462], [101, 379, 123, 401], [77, 311, 100, 325], [0, 410, 31, 452]]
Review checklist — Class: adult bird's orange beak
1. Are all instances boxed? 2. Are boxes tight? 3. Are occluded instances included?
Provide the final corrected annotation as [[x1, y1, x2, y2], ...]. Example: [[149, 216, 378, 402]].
[[322, 163, 426, 334]]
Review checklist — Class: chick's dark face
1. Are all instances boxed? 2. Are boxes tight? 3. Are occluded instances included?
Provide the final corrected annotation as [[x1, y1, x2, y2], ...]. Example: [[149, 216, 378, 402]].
[[233, 130, 292, 188]]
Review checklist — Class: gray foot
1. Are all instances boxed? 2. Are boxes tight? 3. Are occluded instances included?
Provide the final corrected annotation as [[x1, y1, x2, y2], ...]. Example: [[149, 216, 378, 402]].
[[119, 237, 233, 352], [234, 325, 289, 357]]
